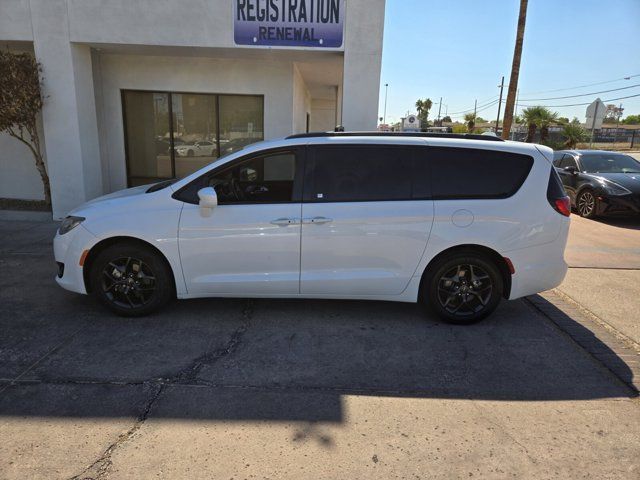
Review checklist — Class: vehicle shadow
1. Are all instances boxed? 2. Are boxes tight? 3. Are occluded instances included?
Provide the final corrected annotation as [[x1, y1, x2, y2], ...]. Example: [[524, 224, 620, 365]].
[[0, 294, 635, 422], [594, 215, 640, 230]]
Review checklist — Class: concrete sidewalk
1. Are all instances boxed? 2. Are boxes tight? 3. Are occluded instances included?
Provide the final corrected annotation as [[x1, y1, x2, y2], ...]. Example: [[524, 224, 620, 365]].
[[561, 215, 640, 348]]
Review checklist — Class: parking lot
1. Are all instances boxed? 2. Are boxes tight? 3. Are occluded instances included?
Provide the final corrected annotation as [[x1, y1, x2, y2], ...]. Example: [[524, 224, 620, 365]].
[[1, 214, 639, 479]]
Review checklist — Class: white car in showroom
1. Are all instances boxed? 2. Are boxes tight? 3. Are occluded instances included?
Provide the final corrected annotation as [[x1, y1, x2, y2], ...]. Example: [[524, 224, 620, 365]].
[[54, 132, 570, 324], [174, 140, 217, 157]]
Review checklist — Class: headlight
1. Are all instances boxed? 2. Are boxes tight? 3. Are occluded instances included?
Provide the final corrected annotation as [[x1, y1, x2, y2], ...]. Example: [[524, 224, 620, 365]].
[[59, 216, 85, 235], [601, 182, 631, 196]]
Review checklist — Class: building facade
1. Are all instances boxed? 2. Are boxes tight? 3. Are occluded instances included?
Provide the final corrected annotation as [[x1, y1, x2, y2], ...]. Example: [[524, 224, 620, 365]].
[[0, 0, 386, 218]]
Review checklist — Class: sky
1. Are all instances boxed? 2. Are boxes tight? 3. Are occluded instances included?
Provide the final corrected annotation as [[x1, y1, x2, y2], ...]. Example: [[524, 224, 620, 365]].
[[377, 0, 640, 126]]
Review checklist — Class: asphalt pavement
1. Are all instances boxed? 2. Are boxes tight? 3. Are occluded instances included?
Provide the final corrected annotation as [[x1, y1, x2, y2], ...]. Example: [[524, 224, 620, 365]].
[[0, 219, 638, 479]]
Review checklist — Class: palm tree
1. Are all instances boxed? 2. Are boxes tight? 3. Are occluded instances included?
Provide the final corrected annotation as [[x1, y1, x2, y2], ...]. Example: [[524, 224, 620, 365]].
[[538, 108, 559, 142], [522, 106, 544, 142], [562, 123, 586, 149], [502, 0, 529, 139], [464, 112, 476, 133], [415, 98, 433, 128]]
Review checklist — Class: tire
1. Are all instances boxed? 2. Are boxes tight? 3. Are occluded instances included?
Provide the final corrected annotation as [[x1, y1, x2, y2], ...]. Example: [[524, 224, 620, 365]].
[[89, 241, 174, 317], [187, 149, 194, 157], [420, 251, 503, 325], [576, 189, 598, 218]]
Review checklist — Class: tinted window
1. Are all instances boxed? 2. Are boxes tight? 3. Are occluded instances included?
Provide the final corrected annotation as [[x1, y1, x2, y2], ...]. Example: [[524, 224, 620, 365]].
[[425, 147, 534, 199], [559, 155, 578, 169], [208, 153, 296, 204], [552, 152, 564, 166], [306, 146, 413, 202], [173, 150, 298, 205]]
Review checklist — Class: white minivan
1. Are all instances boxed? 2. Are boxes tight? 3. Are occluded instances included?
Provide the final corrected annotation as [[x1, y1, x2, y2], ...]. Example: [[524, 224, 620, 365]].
[[54, 132, 571, 324]]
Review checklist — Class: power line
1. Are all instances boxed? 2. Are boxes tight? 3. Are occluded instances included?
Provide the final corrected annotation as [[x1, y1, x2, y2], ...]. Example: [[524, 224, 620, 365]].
[[516, 92, 640, 108], [448, 96, 499, 115], [519, 74, 640, 95], [519, 83, 640, 102]]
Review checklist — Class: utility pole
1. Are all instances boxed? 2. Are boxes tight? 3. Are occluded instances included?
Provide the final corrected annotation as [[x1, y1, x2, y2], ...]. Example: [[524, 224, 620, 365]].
[[495, 76, 504, 134], [437, 97, 442, 126], [589, 101, 599, 149], [383, 83, 389, 125], [473, 99, 477, 118], [502, 0, 528, 139]]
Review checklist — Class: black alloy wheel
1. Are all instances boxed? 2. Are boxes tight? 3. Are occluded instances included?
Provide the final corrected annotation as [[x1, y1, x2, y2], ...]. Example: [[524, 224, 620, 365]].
[[90, 241, 174, 316], [437, 264, 493, 316], [422, 252, 503, 324], [101, 257, 156, 309]]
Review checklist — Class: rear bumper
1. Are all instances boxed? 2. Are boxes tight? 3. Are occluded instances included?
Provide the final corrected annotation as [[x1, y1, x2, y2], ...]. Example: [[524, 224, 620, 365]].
[[53, 224, 96, 294], [505, 219, 570, 300]]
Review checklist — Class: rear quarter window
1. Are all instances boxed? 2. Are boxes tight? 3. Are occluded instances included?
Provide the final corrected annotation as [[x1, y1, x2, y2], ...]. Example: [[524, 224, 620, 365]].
[[418, 147, 534, 199]]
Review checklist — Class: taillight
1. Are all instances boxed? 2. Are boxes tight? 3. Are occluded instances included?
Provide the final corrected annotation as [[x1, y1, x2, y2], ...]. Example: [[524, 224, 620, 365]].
[[547, 168, 571, 217], [554, 196, 571, 217]]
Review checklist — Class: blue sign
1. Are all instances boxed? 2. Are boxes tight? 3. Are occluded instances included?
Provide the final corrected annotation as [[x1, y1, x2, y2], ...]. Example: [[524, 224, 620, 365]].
[[234, 0, 344, 48]]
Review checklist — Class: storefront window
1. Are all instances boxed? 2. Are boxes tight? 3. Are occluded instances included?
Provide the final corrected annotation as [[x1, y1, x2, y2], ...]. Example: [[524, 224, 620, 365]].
[[219, 95, 264, 157], [172, 93, 218, 178], [122, 91, 264, 186], [123, 91, 171, 186]]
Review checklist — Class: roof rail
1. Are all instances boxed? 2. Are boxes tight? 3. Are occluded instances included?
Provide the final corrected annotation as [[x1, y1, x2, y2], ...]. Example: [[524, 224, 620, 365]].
[[286, 131, 505, 142]]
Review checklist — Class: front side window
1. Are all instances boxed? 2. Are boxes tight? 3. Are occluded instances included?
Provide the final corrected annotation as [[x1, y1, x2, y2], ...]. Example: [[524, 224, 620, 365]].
[[207, 152, 296, 204], [559, 155, 578, 169], [305, 146, 414, 202]]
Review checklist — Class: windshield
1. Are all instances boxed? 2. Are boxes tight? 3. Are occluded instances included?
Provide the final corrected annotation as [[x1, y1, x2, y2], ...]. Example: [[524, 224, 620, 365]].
[[580, 154, 640, 174]]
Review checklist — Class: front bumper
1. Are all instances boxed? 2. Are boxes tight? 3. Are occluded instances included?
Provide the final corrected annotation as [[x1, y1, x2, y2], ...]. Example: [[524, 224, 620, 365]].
[[53, 224, 97, 294], [596, 193, 640, 216]]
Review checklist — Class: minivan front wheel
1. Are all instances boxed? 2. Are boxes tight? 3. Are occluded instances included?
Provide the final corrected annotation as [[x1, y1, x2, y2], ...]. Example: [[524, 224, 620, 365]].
[[421, 252, 503, 324], [90, 242, 174, 317]]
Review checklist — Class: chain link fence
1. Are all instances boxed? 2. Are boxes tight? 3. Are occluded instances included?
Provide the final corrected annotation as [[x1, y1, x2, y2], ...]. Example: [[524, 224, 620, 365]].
[[506, 127, 639, 150]]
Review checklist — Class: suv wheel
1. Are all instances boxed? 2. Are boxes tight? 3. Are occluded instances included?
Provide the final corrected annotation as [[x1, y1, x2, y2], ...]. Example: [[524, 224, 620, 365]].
[[90, 242, 174, 317], [421, 252, 503, 324], [576, 189, 597, 218]]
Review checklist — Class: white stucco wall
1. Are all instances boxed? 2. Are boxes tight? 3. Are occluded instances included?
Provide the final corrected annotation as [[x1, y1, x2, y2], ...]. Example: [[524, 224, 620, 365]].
[[310, 98, 337, 132], [292, 64, 311, 134], [0, 0, 386, 217]]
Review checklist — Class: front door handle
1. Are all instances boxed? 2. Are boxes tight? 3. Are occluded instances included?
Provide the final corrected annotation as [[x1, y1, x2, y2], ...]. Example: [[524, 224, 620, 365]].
[[270, 217, 299, 226], [302, 216, 333, 225]]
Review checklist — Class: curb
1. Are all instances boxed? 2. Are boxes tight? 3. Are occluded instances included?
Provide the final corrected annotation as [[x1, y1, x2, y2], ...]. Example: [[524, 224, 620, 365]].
[[527, 291, 639, 395]]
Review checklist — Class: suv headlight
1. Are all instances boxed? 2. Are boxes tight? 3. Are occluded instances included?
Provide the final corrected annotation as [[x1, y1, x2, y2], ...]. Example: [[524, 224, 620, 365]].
[[601, 182, 631, 196], [59, 216, 85, 235]]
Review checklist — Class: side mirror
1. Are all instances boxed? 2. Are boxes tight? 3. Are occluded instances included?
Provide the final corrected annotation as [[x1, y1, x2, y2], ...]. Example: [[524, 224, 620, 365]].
[[564, 166, 578, 174], [197, 187, 217, 216]]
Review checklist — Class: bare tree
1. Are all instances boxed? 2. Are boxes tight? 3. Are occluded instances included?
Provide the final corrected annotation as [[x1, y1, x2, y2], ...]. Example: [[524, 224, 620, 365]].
[[501, 0, 528, 140], [0, 51, 50, 205]]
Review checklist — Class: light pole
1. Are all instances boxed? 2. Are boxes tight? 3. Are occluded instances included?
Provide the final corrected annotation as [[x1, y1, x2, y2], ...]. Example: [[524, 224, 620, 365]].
[[383, 83, 389, 125]]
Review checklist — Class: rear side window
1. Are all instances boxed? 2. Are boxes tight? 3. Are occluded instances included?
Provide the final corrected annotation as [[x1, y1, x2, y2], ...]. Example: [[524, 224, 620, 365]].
[[422, 147, 534, 199], [305, 146, 413, 202]]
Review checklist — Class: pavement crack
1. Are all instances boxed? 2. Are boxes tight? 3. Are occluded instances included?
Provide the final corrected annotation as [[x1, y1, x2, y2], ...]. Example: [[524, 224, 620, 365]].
[[65, 299, 256, 480], [173, 299, 255, 384], [68, 382, 164, 480]]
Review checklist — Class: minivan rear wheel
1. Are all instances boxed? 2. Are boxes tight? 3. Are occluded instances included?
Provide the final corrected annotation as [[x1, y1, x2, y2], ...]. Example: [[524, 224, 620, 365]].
[[421, 252, 503, 324], [90, 242, 174, 317]]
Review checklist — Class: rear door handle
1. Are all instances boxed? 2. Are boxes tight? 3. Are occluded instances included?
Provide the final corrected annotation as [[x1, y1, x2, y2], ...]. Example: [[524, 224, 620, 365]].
[[302, 216, 333, 225], [270, 217, 299, 226]]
